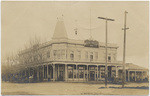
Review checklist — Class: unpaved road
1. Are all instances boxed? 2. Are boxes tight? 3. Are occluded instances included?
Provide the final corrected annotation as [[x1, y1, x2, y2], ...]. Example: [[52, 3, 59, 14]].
[[1, 82, 149, 95]]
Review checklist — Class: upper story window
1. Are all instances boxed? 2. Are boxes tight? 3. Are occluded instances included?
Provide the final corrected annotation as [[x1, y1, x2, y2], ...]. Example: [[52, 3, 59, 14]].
[[77, 51, 81, 60], [53, 50, 66, 59], [113, 54, 116, 61], [47, 51, 50, 58], [95, 52, 98, 60], [90, 52, 93, 61], [53, 50, 57, 58], [108, 56, 111, 62], [57, 50, 61, 59], [85, 51, 88, 60], [61, 50, 65, 59], [70, 51, 74, 60]]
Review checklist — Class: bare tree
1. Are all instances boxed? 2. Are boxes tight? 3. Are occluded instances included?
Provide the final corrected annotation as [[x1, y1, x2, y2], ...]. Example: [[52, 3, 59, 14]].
[[19, 36, 44, 65], [2, 35, 46, 83], [17, 35, 46, 82], [1, 53, 18, 82]]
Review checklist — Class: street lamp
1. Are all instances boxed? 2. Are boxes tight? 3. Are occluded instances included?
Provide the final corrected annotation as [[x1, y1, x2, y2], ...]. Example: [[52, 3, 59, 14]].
[[98, 17, 115, 88]]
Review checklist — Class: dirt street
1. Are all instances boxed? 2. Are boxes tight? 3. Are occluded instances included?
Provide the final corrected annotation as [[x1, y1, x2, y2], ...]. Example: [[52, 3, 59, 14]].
[[1, 82, 149, 95]]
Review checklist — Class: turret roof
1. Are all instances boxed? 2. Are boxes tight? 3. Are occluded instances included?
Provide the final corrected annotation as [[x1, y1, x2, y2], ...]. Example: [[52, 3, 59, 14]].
[[52, 20, 68, 39]]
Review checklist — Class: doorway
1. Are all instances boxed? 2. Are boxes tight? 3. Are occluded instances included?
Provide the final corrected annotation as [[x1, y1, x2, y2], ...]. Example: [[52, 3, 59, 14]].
[[90, 71, 95, 81], [57, 65, 64, 81]]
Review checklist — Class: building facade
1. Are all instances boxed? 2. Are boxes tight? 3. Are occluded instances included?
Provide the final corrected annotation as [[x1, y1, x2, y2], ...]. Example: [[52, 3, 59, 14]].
[[8, 19, 148, 83]]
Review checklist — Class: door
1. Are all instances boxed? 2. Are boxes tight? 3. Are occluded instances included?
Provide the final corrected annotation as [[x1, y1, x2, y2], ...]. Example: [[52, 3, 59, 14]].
[[58, 71, 64, 81], [90, 71, 95, 81], [58, 65, 64, 81]]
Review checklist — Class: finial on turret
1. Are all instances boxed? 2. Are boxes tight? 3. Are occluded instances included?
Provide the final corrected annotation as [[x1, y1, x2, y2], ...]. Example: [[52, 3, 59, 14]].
[[56, 14, 64, 21], [74, 20, 78, 35]]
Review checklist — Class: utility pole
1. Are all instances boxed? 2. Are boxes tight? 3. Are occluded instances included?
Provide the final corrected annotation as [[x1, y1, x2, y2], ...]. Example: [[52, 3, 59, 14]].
[[98, 17, 114, 88], [122, 11, 129, 88]]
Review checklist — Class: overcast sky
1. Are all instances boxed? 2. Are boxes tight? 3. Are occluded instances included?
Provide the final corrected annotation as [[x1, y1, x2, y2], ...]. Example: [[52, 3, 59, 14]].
[[2, 1, 149, 68]]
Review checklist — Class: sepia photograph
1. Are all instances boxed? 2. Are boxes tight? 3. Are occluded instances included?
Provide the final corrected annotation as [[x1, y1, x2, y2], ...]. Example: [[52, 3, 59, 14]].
[[1, 1, 149, 95]]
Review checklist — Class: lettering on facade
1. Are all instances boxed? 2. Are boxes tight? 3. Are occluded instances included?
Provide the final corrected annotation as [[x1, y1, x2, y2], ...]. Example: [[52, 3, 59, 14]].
[[84, 40, 99, 48]]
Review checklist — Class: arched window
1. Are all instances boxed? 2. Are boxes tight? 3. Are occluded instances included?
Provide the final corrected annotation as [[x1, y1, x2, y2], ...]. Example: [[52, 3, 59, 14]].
[[108, 56, 111, 62], [47, 51, 50, 58], [90, 52, 93, 61], [77, 51, 81, 60], [85, 51, 88, 59], [61, 50, 65, 59], [95, 52, 98, 60], [70, 51, 74, 60], [53, 50, 57, 59]]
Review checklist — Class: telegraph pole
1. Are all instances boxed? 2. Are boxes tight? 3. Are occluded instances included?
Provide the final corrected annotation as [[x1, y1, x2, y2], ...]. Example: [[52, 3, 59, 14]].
[[98, 17, 114, 88], [122, 11, 129, 88]]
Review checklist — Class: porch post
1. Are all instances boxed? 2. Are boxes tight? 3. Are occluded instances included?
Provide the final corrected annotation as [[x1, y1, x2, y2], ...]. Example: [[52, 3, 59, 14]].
[[58, 65, 59, 80], [87, 65, 89, 81], [47, 64, 49, 80], [65, 64, 68, 81], [50, 65, 52, 80], [111, 66, 113, 78], [89, 66, 90, 79], [94, 66, 96, 81], [78, 65, 79, 81], [116, 66, 118, 78], [142, 71, 144, 81], [53, 64, 55, 81], [76, 65, 77, 81], [128, 70, 130, 82], [83, 66, 85, 81], [43, 65, 45, 79], [99, 66, 101, 80], [135, 71, 136, 82], [97, 65, 99, 81], [73, 65, 74, 81]]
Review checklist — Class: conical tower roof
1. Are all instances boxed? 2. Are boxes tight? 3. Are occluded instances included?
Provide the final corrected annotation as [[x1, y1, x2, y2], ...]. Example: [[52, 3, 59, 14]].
[[52, 19, 68, 39]]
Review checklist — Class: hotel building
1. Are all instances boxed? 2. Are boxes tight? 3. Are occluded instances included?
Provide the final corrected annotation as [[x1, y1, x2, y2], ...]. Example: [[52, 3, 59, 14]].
[[10, 19, 148, 83]]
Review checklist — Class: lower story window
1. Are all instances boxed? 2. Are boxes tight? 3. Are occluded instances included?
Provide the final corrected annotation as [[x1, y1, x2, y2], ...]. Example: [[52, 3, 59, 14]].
[[68, 70, 73, 78], [79, 70, 84, 78]]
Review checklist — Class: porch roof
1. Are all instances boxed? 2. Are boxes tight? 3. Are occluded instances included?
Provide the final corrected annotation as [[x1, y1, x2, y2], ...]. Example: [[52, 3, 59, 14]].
[[126, 63, 148, 71]]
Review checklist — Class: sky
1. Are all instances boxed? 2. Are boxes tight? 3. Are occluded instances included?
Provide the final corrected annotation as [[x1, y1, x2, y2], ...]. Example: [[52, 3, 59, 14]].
[[1, 1, 149, 68]]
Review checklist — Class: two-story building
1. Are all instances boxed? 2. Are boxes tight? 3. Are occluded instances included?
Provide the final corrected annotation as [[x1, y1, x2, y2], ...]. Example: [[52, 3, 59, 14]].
[[10, 19, 148, 83]]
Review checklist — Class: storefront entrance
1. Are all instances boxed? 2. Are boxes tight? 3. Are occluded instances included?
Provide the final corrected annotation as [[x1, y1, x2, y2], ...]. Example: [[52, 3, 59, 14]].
[[57, 65, 64, 81], [58, 71, 64, 81], [89, 71, 95, 81]]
